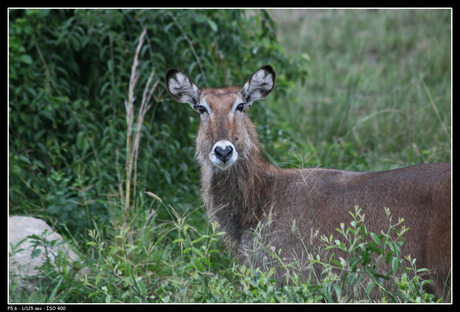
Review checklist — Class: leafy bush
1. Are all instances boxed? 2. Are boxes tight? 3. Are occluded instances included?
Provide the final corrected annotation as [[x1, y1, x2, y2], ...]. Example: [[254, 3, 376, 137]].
[[9, 189, 445, 303], [81, 202, 442, 303], [9, 228, 88, 303], [193, 206, 444, 303]]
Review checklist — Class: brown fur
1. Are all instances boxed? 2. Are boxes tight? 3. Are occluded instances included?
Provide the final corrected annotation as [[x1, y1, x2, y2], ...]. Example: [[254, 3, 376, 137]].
[[166, 66, 451, 302]]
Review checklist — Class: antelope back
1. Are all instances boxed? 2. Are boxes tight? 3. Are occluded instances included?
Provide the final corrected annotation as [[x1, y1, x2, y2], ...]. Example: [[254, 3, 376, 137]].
[[165, 65, 275, 171]]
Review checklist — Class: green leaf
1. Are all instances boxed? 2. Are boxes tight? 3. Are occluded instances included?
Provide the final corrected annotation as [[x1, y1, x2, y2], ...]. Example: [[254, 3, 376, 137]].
[[194, 14, 207, 23], [328, 252, 335, 263], [76, 131, 87, 151], [416, 268, 429, 273], [201, 257, 212, 267], [207, 19, 218, 32], [350, 256, 362, 272], [321, 290, 334, 303], [108, 246, 121, 256], [331, 259, 343, 268], [385, 251, 393, 265], [161, 295, 170, 303], [359, 224, 368, 237], [367, 241, 379, 252], [192, 247, 203, 257], [33, 160, 45, 169], [36, 9, 50, 18], [332, 283, 341, 298], [36, 141, 47, 154], [361, 250, 371, 266], [194, 258, 204, 272], [31, 248, 42, 259], [19, 155, 31, 165], [391, 257, 399, 273], [365, 282, 375, 295], [28, 234, 42, 240], [192, 235, 209, 244], [370, 232, 381, 246], [95, 274, 102, 287], [125, 262, 131, 277], [393, 242, 401, 256], [20, 54, 32, 65]]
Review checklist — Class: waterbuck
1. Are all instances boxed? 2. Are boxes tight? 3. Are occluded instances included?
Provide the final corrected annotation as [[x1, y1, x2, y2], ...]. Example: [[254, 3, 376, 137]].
[[165, 65, 451, 301]]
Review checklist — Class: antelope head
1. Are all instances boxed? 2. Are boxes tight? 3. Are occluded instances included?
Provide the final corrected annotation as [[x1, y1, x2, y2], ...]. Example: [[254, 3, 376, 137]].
[[165, 65, 276, 171]]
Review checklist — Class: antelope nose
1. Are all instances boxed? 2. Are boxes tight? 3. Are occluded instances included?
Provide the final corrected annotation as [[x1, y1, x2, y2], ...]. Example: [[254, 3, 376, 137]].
[[214, 145, 233, 163]]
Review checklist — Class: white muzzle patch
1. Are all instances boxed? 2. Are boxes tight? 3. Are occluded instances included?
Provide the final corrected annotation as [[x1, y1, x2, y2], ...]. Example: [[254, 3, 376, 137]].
[[209, 140, 238, 170]]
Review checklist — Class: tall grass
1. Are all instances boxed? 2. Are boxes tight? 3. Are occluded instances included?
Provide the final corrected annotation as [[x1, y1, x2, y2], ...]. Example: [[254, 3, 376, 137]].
[[264, 9, 451, 172]]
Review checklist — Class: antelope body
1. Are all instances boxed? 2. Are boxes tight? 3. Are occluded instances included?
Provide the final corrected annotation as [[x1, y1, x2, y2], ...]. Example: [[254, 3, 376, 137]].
[[165, 65, 451, 301]]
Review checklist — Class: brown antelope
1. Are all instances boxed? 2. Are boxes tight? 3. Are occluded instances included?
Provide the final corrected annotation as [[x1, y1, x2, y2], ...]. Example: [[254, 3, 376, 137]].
[[165, 65, 451, 302]]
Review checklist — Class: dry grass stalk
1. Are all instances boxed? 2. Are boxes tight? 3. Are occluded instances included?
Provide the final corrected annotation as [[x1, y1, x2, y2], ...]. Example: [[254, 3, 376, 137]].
[[123, 28, 159, 217]]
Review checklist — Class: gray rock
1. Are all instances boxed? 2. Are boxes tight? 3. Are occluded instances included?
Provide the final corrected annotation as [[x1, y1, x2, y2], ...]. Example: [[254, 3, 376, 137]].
[[9, 216, 82, 290]]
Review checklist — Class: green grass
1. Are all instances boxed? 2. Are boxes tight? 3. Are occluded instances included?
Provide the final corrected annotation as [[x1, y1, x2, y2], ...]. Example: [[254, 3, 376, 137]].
[[263, 9, 451, 172], [9, 9, 451, 303]]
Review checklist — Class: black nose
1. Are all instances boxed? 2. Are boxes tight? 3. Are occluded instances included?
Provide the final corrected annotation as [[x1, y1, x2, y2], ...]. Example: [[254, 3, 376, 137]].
[[215, 145, 233, 163]]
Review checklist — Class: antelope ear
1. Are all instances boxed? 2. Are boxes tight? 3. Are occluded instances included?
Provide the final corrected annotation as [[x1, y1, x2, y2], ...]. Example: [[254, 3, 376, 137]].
[[165, 69, 201, 106], [242, 65, 276, 107]]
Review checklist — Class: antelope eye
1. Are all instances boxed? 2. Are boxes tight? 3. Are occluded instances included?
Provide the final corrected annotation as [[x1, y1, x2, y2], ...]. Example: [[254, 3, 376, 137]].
[[236, 103, 245, 112], [197, 105, 208, 114]]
